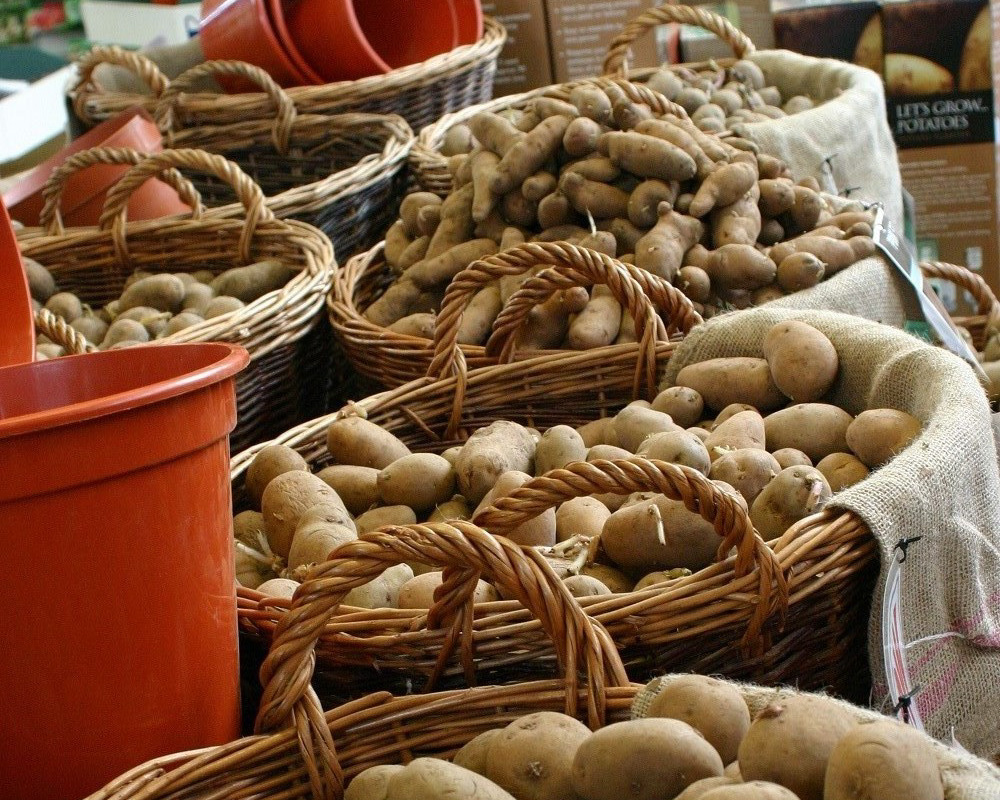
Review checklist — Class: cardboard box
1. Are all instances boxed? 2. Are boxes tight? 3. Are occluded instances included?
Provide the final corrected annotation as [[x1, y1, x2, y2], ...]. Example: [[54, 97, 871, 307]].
[[882, 0, 998, 313], [679, 0, 774, 63], [80, 0, 199, 48], [481, 1, 553, 95]]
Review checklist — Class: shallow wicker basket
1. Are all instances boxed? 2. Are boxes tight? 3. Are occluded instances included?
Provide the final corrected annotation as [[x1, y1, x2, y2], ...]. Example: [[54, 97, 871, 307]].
[[69, 18, 506, 135], [236, 293, 878, 702], [88, 520, 999, 800], [329, 240, 702, 395], [24, 148, 335, 451], [921, 260, 1000, 349]]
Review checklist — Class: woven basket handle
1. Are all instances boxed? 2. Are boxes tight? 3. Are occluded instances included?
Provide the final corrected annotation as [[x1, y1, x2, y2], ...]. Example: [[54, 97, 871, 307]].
[[476, 457, 786, 650], [98, 149, 274, 265], [37, 146, 203, 236], [920, 260, 1000, 335], [35, 307, 97, 355], [154, 60, 297, 154], [602, 4, 756, 77], [254, 520, 631, 796], [70, 45, 170, 122]]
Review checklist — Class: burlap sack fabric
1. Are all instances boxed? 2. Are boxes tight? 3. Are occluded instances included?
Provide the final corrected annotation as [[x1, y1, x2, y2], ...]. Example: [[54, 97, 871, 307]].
[[661, 307, 1000, 762], [735, 50, 904, 231], [632, 675, 1000, 798]]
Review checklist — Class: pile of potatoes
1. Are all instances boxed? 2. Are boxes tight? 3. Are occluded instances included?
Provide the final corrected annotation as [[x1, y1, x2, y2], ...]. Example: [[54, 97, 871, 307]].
[[364, 70, 876, 349], [24, 256, 294, 358], [343, 674, 944, 800], [235, 320, 921, 603]]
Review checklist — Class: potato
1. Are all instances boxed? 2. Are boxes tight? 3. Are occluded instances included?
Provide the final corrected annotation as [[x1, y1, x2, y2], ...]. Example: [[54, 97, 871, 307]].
[[246, 444, 309, 507], [210, 260, 293, 303], [474, 471, 556, 547], [738, 694, 858, 800], [959, 6, 992, 91], [643, 675, 751, 764], [713, 404, 756, 428], [45, 291, 83, 322], [456, 421, 536, 504], [601, 496, 724, 572], [345, 764, 404, 800], [261, 471, 348, 558], [356, 505, 418, 534], [454, 729, 503, 775], [327, 417, 412, 470], [204, 296, 245, 318], [181, 282, 216, 315], [287, 504, 357, 570], [70, 314, 109, 345], [164, 311, 204, 335], [555, 496, 611, 542], [563, 574, 612, 597], [22, 258, 56, 303], [572, 718, 724, 800], [824, 719, 944, 800], [484, 712, 591, 800], [650, 386, 704, 428], [535, 425, 588, 475], [885, 54, 954, 95], [709, 449, 781, 506], [845, 409, 921, 468], [763, 404, 853, 463], [704, 410, 766, 461], [675, 777, 740, 800], [316, 465, 379, 516], [233, 509, 267, 548], [614, 404, 682, 452], [119, 274, 186, 313], [763, 321, 839, 403], [771, 448, 812, 469], [636, 430, 711, 474], [344, 563, 413, 609], [674, 358, 786, 413], [397, 571, 500, 609], [724, 761, 742, 780], [633, 568, 690, 589], [385, 758, 515, 800], [815, 452, 869, 492], [701, 783, 801, 799], [576, 417, 615, 448], [256, 577, 299, 600], [687, 427, 711, 442], [377, 453, 455, 511], [853, 13, 883, 75], [580, 563, 633, 593], [750, 465, 831, 539], [587, 444, 633, 462]]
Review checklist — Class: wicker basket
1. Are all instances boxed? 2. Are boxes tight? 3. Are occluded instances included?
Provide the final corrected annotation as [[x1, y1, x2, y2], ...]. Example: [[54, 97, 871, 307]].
[[921, 260, 1000, 350], [329, 241, 702, 395], [236, 295, 877, 702], [69, 18, 506, 134], [88, 521, 1000, 800], [22, 148, 335, 451]]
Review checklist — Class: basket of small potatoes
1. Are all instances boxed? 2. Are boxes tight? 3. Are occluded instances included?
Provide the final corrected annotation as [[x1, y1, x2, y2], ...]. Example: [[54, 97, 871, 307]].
[[600, 4, 904, 230], [22, 148, 335, 451], [232, 303, 1000, 747], [332, 75, 880, 390], [89, 515, 1000, 800]]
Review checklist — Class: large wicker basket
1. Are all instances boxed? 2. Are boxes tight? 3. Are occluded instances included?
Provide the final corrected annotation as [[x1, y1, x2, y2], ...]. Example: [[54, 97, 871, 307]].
[[237, 296, 879, 704], [89, 520, 1000, 800], [329, 241, 702, 397], [69, 18, 506, 135], [23, 148, 335, 451]]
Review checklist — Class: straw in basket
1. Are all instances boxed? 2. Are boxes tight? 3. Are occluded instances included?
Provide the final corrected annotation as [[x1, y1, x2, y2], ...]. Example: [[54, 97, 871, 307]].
[[69, 18, 506, 134], [23, 147, 335, 451], [89, 518, 1000, 800]]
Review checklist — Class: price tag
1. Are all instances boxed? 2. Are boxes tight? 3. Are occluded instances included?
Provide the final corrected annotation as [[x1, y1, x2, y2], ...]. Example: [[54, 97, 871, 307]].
[[872, 206, 988, 381], [882, 539, 924, 730]]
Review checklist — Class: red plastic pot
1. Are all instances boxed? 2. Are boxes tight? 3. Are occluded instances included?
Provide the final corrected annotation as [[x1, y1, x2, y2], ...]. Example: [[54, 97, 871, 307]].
[[3, 108, 190, 228], [453, 0, 484, 44], [0, 201, 34, 366], [0, 341, 249, 800], [283, 0, 459, 82]]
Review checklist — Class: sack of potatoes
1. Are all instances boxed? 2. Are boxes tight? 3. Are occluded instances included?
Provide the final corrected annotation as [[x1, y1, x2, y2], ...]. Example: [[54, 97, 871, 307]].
[[344, 673, 1000, 800], [342, 77, 877, 360]]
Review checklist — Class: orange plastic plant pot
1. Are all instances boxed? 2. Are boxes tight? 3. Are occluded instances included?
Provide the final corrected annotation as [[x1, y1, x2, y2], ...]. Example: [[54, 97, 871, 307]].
[[0, 341, 249, 800], [0, 200, 34, 367]]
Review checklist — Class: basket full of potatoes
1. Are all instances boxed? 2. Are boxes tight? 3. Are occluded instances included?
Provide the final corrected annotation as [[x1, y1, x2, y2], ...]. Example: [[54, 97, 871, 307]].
[[226, 304, 995, 703], [330, 71, 880, 391]]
